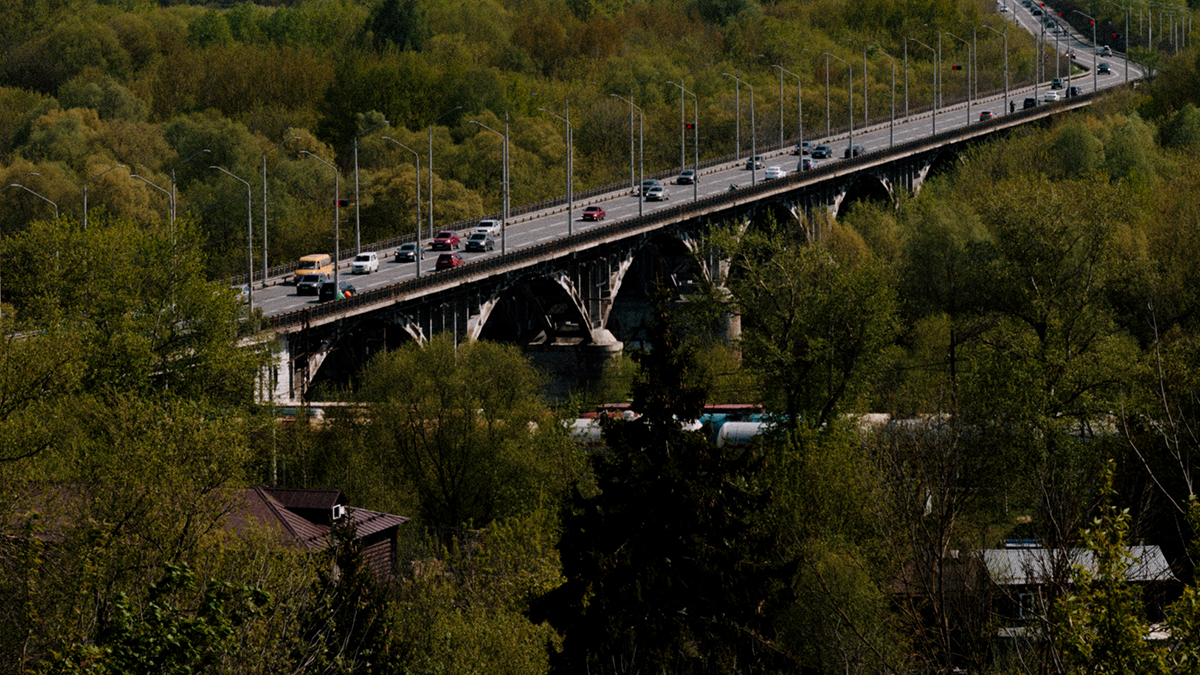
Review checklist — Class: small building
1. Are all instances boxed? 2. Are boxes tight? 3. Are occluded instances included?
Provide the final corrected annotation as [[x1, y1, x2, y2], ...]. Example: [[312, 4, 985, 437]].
[[225, 487, 408, 578]]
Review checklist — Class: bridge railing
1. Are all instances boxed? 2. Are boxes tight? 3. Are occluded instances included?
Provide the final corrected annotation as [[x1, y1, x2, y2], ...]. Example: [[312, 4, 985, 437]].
[[266, 85, 1108, 331]]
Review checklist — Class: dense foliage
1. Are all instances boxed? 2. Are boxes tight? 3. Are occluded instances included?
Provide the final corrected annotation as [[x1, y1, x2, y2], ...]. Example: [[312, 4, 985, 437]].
[[6, 0, 1200, 673]]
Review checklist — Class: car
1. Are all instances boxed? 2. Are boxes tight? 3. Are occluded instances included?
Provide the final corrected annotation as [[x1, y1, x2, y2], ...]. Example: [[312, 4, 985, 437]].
[[464, 231, 495, 252], [351, 252, 378, 274], [296, 273, 330, 296], [292, 253, 333, 284], [435, 252, 465, 271], [1098, 61, 1111, 74], [812, 144, 833, 158], [999, 4, 1008, 11], [794, 141, 813, 155], [644, 186, 670, 201], [1068, 85, 1082, 97], [396, 242, 423, 262], [799, 157, 819, 171], [638, 178, 662, 194], [1099, 45, 1112, 56], [844, 144, 865, 158], [1023, 96, 1038, 109], [1043, 91, 1060, 102], [1022, 0, 1031, 5], [475, 219, 501, 236], [1066, 49, 1077, 59], [676, 169, 697, 184], [232, 284, 250, 304], [582, 205, 606, 221], [318, 279, 356, 302], [763, 166, 787, 180], [1051, 24, 1064, 34], [979, 110, 996, 121], [744, 155, 766, 170], [1051, 77, 1065, 89], [1031, 7, 1042, 15], [432, 230, 460, 250]]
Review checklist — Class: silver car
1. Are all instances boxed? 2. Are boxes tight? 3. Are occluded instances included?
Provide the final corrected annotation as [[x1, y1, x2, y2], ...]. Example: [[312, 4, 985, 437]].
[[644, 186, 670, 201]]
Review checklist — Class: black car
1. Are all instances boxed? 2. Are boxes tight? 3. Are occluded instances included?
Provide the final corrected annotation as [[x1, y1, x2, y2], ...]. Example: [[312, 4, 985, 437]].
[[1068, 85, 1082, 97], [1098, 61, 1111, 74], [319, 279, 356, 302], [296, 273, 330, 296], [811, 144, 833, 159], [1023, 96, 1038, 110], [844, 144, 865, 158]]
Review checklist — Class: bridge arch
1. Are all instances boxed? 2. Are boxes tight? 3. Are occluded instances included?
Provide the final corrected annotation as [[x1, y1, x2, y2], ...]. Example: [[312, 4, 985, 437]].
[[834, 172, 894, 219]]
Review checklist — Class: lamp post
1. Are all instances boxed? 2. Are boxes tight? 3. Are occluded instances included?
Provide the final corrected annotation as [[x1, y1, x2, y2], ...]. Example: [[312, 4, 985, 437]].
[[261, 138, 295, 280], [353, 119, 389, 255], [210, 166, 254, 311], [538, 106, 572, 223], [428, 106, 462, 242], [625, 73, 657, 190], [983, 24, 1009, 114], [610, 94, 645, 216], [822, 53, 853, 155], [380, 136, 423, 277], [667, 80, 701, 202], [83, 164, 127, 230], [564, 82, 596, 236], [724, 73, 757, 185], [772, 64, 804, 154], [129, 174, 174, 228], [1074, 9, 1100, 93], [468, 119, 509, 248], [872, 47, 897, 147], [944, 31, 971, 124], [2, 181, 57, 319], [3, 182, 58, 220], [298, 151, 340, 289], [171, 149, 210, 224], [908, 38, 937, 133]]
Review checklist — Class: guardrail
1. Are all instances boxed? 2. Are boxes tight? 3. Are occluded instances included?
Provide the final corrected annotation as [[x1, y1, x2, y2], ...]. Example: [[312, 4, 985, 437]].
[[265, 89, 1107, 332]]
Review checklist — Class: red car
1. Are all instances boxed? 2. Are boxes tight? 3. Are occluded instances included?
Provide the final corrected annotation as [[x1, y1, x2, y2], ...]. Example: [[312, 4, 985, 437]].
[[432, 230, 460, 250], [435, 252, 465, 271], [582, 205, 605, 221]]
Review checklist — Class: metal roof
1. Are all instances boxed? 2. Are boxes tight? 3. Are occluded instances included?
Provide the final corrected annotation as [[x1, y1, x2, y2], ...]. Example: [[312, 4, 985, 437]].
[[981, 545, 1175, 585]]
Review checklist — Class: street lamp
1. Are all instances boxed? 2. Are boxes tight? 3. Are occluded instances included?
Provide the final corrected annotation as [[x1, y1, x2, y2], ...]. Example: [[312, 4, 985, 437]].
[[468, 119, 510, 249], [983, 24, 1009, 114], [565, 82, 596, 236], [83, 164, 127, 230], [771, 64, 804, 154], [2, 181, 56, 320], [944, 31, 972, 124], [908, 38, 937, 133], [667, 81, 701, 202], [171, 149, 210, 224], [380, 136, 423, 277], [353, 118, 389, 255], [872, 46, 897, 147], [428, 106, 462, 241], [1074, 9, 1100, 93], [822, 54, 853, 155], [262, 138, 297, 280], [129, 174, 174, 228], [625, 73, 657, 191], [209, 166, 254, 311], [724, 73, 757, 185], [610, 94, 645, 217], [298, 151, 340, 289]]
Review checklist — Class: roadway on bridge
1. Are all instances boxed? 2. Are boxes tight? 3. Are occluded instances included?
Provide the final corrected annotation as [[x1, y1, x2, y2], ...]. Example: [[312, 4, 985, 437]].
[[252, 4, 1143, 320]]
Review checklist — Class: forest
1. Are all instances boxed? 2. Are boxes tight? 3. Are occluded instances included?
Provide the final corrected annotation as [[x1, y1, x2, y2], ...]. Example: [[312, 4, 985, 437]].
[[6, 0, 1200, 672]]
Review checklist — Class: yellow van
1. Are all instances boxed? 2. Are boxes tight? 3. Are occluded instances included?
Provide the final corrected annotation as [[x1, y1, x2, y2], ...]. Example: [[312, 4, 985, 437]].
[[292, 254, 333, 284]]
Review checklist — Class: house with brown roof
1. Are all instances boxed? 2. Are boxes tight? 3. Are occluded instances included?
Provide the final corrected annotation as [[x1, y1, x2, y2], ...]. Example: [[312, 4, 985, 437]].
[[225, 487, 408, 578]]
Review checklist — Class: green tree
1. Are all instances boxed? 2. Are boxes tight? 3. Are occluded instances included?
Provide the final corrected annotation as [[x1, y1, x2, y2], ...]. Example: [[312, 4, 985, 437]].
[[352, 335, 578, 528], [540, 305, 795, 675]]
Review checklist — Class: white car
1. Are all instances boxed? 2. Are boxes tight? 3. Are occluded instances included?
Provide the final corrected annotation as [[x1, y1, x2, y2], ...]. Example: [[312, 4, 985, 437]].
[[475, 219, 501, 236], [764, 166, 787, 180], [351, 252, 379, 274], [1043, 91, 1060, 102]]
